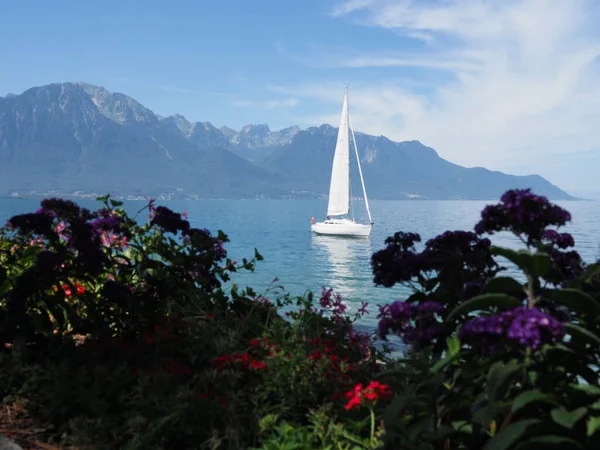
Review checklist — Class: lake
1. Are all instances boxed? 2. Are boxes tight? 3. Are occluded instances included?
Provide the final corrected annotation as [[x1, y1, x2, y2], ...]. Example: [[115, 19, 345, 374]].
[[1, 198, 599, 331]]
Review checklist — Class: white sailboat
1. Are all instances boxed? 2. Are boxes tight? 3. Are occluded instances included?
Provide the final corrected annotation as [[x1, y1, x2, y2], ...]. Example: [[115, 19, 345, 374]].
[[311, 87, 373, 238]]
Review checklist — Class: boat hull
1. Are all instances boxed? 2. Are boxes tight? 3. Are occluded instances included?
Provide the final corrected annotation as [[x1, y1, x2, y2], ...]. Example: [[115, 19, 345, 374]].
[[311, 221, 372, 237]]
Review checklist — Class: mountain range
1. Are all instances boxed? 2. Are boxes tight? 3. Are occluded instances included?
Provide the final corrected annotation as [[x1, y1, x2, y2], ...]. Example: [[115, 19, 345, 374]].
[[0, 82, 574, 200]]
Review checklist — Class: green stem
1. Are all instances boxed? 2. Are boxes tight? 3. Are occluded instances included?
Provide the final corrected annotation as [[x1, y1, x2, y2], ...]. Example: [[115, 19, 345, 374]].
[[370, 407, 375, 443]]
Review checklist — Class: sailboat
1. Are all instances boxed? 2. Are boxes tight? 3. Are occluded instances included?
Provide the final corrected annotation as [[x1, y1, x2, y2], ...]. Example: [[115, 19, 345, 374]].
[[311, 87, 374, 238]]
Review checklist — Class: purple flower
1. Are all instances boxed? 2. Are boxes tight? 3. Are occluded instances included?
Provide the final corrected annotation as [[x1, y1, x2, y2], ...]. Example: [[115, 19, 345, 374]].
[[459, 306, 564, 351], [549, 249, 583, 283], [7, 213, 54, 235], [40, 198, 81, 218], [150, 206, 190, 234], [475, 189, 571, 244], [90, 216, 122, 232], [388, 301, 417, 322], [377, 299, 445, 348], [542, 230, 575, 249], [416, 301, 445, 314], [358, 301, 369, 315], [35, 208, 57, 218]]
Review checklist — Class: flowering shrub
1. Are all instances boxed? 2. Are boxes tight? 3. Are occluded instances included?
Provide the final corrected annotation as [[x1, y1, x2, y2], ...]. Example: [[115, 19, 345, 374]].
[[374, 189, 600, 449], [0, 196, 384, 449], [1, 189, 600, 449]]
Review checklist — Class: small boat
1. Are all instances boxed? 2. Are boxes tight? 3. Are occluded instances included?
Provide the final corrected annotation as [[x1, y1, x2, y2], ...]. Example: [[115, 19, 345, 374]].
[[311, 87, 373, 238]]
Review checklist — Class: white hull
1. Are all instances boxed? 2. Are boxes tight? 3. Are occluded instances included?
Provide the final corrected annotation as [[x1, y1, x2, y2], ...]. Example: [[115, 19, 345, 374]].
[[311, 220, 372, 237]]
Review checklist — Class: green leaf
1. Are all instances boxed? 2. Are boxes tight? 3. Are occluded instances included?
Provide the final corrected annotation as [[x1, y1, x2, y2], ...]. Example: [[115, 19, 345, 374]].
[[492, 247, 553, 278], [482, 419, 541, 450], [487, 360, 521, 403], [110, 199, 124, 207], [511, 390, 557, 413], [551, 407, 588, 429], [483, 277, 525, 297], [571, 384, 600, 396], [451, 421, 473, 434], [587, 416, 600, 436], [515, 436, 583, 449], [564, 323, 600, 346], [447, 294, 522, 321], [551, 288, 600, 316], [531, 253, 553, 278], [254, 248, 264, 261], [447, 336, 461, 356], [431, 352, 460, 374]]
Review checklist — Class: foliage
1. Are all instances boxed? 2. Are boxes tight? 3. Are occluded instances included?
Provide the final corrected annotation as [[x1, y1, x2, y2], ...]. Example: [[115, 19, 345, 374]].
[[373, 189, 600, 449], [1, 188, 600, 449], [0, 196, 385, 449]]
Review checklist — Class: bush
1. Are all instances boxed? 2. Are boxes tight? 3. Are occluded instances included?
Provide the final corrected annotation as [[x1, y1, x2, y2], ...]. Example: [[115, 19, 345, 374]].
[[0, 196, 386, 449], [1, 189, 599, 449]]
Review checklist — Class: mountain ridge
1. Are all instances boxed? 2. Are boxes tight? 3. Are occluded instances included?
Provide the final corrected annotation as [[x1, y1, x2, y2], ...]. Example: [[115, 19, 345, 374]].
[[0, 82, 576, 201]]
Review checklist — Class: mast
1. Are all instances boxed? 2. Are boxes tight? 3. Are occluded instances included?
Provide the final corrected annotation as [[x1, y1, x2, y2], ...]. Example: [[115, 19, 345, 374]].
[[348, 110, 373, 225]]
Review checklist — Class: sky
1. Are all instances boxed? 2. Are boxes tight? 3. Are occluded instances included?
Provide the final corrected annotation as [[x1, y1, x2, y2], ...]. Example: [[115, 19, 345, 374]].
[[1, 0, 600, 198]]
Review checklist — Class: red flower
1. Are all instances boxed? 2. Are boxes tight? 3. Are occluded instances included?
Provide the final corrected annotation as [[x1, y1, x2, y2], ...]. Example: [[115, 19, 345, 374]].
[[249, 338, 261, 347], [62, 284, 72, 297], [218, 397, 228, 406], [308, 351, 322, 360], [250, 360, 266, 370], [204, 312, 215, 319], [343, 381, 392, 410], [75, 282, 85, 295]]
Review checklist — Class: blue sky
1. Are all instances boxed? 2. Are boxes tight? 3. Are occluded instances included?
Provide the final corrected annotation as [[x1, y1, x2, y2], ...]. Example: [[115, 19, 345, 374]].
[[2, 0, 600, 197]]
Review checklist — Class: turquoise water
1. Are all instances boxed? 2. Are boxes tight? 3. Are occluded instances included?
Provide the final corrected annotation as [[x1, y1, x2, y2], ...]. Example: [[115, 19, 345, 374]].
[[1, 198, 599, 330]]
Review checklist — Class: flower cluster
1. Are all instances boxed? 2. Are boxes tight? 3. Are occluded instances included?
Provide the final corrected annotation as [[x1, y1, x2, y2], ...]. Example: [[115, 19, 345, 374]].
[[305, 337, 356, 381], [150, 206, 190, 234], [372, 230, 497, 294], [319, 287, 347, 320], [542, 230, 575, 249], [344, 381, 392, 410], [474, 189, 571, 244], [548, 249, 584, 284], [459, 306, 565, 351], [377, 300, 445, 348], [212, 352, 267, 371]]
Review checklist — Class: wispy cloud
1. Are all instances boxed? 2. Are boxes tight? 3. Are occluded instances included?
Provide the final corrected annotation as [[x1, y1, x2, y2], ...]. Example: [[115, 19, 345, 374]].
[[289, 0, 600, 180], [231, 97, 300, 109]]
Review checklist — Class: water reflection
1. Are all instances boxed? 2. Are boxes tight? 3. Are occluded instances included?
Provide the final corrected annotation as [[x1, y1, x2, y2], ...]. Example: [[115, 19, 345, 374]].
[[311, 235, 373, 304]]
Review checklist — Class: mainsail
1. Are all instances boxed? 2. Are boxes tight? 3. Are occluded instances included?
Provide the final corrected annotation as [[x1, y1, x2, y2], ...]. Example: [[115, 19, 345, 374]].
[[326, 91, 350, 217]]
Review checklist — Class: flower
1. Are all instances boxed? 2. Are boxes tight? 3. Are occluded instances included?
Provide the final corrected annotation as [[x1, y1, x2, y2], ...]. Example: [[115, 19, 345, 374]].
[[542, 230, 575, 249], [62, 284, 72, 297], [344, 381, 392, 410], [90, 216, 122, 232], [377, 300, 445, 348], [474, 189, 571, 244], [7, 213, 55, 235], [549, 249, 583, 283], [150, 206, 190, 234], [358, 301, 369, 315], [249, 360, 266, 370], [459, 306, 565, 351], [40, 198, 82, 219]]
